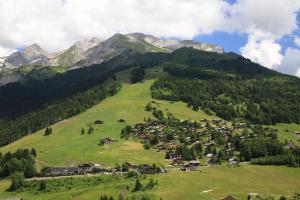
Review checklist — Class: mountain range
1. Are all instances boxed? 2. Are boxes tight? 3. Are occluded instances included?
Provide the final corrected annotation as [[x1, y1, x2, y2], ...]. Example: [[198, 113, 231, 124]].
[[0, 33, 224, 86], [0, 33, 223, 69]]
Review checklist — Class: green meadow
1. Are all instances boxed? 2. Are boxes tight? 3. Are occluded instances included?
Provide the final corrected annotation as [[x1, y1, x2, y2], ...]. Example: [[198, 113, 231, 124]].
[[0, 79, 299, 200]]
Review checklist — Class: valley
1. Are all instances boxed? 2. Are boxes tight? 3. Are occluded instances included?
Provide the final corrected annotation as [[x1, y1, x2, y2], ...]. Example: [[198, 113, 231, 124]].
[[0, 79, 299, 200]]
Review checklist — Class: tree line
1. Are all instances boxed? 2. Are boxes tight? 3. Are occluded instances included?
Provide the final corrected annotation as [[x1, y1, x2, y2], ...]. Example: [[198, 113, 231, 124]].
[[0, 148, 37, 179]]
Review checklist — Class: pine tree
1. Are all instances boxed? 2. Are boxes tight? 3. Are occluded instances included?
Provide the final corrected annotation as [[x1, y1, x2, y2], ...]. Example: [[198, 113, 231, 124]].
[[133, 178, 142, 192], [30, 148, 37, 157], [88, 126, 94, 134], [44, 126, 52, 136], [39, 180, 47, 191]]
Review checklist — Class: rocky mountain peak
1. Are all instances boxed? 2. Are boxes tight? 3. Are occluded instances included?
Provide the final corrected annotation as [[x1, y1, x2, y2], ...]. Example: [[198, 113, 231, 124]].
[[23, 43, 49, 60]]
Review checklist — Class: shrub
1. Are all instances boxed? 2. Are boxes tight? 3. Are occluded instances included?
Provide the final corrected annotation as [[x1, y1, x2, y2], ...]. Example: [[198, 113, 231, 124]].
[[132, 178, 142, 192], [126, 171, 139, 178], [39, 180, 47, 191], [9, 173, 25, 191], [143, 142, 151, 150]]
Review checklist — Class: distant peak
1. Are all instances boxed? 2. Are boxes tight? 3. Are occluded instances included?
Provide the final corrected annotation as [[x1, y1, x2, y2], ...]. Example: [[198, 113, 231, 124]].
[[25, 43, 42, 50]]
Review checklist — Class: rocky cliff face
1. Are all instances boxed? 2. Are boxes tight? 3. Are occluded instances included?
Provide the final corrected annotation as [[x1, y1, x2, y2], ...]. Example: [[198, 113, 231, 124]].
[[1, 33, 224, 69], [128, 33, 224, 53], [2, 43, 50, 68], [46, 37, 102, 67]]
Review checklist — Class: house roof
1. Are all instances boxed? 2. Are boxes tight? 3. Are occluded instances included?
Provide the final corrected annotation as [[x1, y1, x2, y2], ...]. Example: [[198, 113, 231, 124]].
[[221, 195, 237, 200]]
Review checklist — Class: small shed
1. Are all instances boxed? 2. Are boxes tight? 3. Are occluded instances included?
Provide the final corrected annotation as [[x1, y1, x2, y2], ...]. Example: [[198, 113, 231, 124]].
[[94, 120, 104, 124], [99, 138, 118, 145]]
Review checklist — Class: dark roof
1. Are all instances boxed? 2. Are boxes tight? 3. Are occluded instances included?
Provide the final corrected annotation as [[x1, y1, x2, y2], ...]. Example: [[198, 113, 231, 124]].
[[221, 195, 237, 200]]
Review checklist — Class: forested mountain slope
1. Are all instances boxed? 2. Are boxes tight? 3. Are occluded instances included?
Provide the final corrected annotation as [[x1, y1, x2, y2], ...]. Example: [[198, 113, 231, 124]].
[[0, 47, 299, 147]]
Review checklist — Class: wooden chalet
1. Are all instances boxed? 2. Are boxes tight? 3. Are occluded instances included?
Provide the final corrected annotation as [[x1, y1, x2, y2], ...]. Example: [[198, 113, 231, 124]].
[[181, 160, 200, 172], [172, 158, 184, 165], [78, 163, 101, 172], [138, 164, 156, 174], [127, 163, 139, 171], [168, 153, 181, 160], [49, 167, 80, 176]]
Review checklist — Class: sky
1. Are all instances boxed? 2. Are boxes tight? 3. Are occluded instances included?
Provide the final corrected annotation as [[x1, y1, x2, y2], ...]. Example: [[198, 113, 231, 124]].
[[0, 0, 300, 77]]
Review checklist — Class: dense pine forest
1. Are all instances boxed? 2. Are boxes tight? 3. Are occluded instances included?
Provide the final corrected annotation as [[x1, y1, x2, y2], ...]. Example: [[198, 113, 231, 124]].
[[151, 76, 300, 124]]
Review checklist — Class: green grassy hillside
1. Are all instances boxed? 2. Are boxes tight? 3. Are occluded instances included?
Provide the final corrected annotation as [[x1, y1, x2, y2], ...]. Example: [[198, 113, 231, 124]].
[[0, 80, 299, 200], [0, 80, 216, 168]]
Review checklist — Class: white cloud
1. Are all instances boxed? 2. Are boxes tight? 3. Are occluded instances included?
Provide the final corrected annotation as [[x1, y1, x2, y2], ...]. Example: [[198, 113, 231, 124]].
[[0, 0, 300, 75], [240, 36, 282, 69], [0, 0, 229, 56], [296, 69, 300, 77], [294, 36, 300, 47], [276, 48, 300, 77], [0, 46, 15, 57], [225, 0, 300, 70], [226, 0, 300, 39]]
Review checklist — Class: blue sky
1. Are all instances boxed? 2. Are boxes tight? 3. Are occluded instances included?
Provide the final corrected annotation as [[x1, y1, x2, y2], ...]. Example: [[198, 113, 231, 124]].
[[194, 31, 247, 53], [195, 12, 300, 54]]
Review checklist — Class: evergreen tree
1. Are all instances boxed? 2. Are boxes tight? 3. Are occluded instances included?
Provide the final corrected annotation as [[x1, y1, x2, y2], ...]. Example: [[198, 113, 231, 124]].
[[88, 126, 94, 134], [44, 126, 52, 136], [133, 178, 142, 192], [24, 163, 36, 178], [39, 180, 47, 191], [30, 148, 37, 157]]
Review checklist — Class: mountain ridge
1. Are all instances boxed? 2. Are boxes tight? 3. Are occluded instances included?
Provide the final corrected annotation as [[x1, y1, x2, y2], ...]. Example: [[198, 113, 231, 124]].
[[0, 32, 223, 69]]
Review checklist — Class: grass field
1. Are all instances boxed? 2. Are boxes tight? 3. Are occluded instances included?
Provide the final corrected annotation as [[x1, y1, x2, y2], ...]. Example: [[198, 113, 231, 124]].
[[0, 164, 299, 200], [0, 79, 299, 200], [266, 123, 300, 144]]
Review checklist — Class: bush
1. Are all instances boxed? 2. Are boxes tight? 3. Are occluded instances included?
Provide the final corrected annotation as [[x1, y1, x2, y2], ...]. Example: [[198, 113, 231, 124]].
[[126, 171, 139, 178], [9, 173, 25, 191], [132, 178, 142, 192], [143, 142, 151, 150], [39, 180, 47, 191], [144, 179, 157, 190], [44, 126, 52, 136], [100, 195, 114, 200]]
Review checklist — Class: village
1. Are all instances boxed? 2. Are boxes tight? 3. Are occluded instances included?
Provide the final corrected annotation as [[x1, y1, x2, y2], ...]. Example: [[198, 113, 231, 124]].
[[120, 111, 252, 172], [38, 107, 298, 178]]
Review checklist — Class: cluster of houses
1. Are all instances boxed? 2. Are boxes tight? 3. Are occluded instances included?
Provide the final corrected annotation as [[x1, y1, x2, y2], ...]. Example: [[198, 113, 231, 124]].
[[45, 162, 168, 177], [46, 163, 108, 176], [123, 118, 242, 171]]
